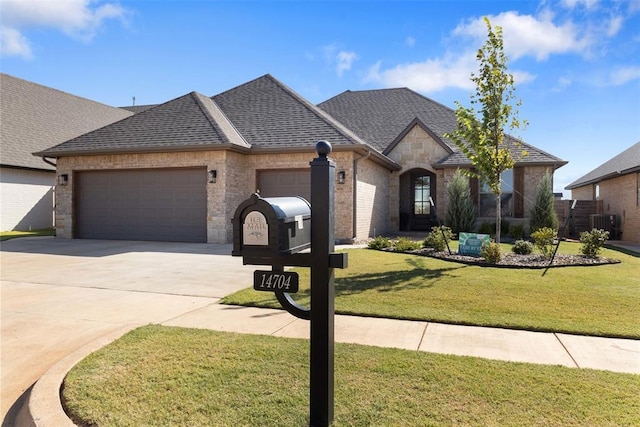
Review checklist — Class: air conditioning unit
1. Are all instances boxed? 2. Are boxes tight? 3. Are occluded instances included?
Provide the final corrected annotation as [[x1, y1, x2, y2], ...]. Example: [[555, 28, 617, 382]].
[[589, 214, 618, 238]]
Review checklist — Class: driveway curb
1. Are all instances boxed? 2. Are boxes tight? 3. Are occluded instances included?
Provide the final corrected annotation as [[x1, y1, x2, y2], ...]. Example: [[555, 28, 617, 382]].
[[17, 326, 134, 427]]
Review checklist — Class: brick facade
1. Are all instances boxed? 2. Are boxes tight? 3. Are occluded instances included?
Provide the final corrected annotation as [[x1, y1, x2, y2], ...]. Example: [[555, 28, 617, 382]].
[[570, 173, 640, 242], [55, 150, 368, 244]]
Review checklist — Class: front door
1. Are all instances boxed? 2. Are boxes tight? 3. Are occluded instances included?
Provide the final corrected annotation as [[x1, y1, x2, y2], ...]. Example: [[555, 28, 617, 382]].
[[412, 173, 433, 230]]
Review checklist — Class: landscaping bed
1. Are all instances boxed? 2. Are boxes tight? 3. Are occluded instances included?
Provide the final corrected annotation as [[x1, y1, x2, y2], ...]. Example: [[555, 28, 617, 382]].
[[413, 248, 621, 268]]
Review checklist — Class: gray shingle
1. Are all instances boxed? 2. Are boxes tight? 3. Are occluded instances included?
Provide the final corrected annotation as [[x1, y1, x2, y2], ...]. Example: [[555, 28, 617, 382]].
[[1, 73, 132, 170], [319, 88, 567, 167], [213, 74, 368, 149], [36, 92, 249, 156], [565, 141, 640, 189]]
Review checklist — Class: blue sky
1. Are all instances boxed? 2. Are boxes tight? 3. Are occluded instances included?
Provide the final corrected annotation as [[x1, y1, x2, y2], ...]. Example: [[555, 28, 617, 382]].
[[1, 0, 639, 197]]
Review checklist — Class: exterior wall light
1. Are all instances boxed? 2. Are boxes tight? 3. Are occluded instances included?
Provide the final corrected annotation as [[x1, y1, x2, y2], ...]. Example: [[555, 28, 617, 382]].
[[209, 170, 217, 183], [337, 170, 346, 185], [58, 174, 68, 186]]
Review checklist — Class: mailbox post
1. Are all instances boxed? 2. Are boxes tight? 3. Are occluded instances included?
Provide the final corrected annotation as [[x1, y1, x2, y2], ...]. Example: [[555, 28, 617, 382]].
[[232, 141, 346, 427], [310, 140, 335, 426]]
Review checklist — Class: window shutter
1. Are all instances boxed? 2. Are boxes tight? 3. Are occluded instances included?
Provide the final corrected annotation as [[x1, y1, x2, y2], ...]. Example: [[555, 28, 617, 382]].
[[469, 173, 479, 207], [514, 167, 524, 218]]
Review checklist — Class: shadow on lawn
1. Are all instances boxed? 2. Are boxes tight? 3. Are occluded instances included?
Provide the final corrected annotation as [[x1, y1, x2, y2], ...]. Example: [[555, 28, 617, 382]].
[[306, 257, 465, 297]]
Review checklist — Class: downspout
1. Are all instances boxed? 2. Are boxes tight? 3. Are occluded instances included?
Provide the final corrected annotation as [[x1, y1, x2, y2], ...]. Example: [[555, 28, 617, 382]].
[[41, 156, 57, 168], [352, 150, 371, 242]]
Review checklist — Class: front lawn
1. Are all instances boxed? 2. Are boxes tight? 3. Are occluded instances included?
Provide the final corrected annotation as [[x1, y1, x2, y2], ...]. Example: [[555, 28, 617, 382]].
[[63, 325, 640, 426], [0, 228, 55, 241], [222, 243, 640, 339]]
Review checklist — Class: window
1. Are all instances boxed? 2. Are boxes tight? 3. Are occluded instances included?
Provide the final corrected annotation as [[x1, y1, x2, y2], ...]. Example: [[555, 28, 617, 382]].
[[479, 169, 513, 217], [413, 175, 431, 215], [595, 183, 600, 200], [637, 173, 640, 206]]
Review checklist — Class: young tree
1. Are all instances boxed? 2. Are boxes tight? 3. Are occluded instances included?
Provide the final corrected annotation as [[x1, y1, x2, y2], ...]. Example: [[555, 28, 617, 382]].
[[529, 172, 559, 233], [445, 17, 527, 243], [446, 169, 476, 236]]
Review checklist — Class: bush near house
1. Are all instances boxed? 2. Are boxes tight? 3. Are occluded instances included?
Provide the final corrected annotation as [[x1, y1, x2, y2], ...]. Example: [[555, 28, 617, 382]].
[[531, 227, 557, 259], [423, 226, 454, 252], [529, 173, 559, 234], [580, 228, 610, 258], [512, 239, 534, 255], [445, 169, 476, 235]]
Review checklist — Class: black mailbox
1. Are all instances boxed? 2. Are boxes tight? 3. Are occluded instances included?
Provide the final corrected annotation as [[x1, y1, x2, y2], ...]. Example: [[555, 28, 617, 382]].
[[232, 193, 311, 257]]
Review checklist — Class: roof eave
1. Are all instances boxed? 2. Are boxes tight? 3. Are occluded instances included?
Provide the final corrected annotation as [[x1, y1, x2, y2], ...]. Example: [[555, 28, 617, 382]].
[[33, 143, 251, 158], [565, 165, 640, 190]]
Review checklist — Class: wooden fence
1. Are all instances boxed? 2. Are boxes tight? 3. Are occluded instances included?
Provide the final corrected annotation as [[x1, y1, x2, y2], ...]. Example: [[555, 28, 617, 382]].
[[554, 199, 602, 238]]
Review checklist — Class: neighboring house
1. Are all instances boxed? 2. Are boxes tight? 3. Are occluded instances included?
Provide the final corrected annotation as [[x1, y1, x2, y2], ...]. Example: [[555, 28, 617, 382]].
[[35, 74, 567, 244], [0, 73, 132, 231], [565, 141, 640, 242]]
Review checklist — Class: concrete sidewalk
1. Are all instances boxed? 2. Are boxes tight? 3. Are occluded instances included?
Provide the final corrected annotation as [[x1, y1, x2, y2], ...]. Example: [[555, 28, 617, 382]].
[[18, 302, 640, 426], [2, 237, 639, 426]]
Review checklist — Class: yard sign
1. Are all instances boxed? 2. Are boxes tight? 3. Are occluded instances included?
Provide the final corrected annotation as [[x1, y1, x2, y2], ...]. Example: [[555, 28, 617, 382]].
[[458, 233, 490, 256]]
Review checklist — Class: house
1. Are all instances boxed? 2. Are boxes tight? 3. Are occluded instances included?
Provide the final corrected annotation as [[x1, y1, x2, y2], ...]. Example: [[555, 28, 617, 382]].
[[34, 74, 567, 244], [0, 73, 132, 231], [565, 141, 640, 242]]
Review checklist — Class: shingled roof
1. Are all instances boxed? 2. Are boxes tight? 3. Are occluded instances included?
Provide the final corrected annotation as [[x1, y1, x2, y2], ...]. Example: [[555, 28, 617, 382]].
[[212, 74, 369, 150], [1, 73, 132, 170], [319, 88, 567, 168], [565, 141, 640, 189], [36, 92, 250, 157]]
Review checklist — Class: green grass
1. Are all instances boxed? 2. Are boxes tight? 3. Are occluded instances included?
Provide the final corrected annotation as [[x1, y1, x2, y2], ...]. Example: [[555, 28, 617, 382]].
[[63, 325, 640, 426], [222, 243, 640, 339], [0, 228, 55, 241]]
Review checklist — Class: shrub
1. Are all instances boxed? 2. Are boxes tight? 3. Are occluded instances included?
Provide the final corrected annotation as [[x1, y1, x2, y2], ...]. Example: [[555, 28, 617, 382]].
[[510, 223, 525, 240], [368, 236, 392, 250], [481, 241, 502, 263], [529, 173, 559, 234], [579, 228, 610, 258], [478, 222, 495, 235], [393, 237, 422, 252], [531, 227, 557, 259], [511, 239, 533, 255], [445, 169, 476, 235], [423, 226, 454, 252]]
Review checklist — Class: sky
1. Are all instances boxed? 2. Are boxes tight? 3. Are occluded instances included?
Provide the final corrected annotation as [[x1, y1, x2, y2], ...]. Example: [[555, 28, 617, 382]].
[[1, 0, 639, 198]]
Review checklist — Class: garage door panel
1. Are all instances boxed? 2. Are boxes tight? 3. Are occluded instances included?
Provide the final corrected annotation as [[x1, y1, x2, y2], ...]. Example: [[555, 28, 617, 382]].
[[76, 168, 207, 242], [258, 169, 310, 201]]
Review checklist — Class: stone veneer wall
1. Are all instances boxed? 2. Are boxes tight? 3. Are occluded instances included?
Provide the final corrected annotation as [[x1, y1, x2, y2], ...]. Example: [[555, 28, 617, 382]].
[[386, 125, 452, 225]]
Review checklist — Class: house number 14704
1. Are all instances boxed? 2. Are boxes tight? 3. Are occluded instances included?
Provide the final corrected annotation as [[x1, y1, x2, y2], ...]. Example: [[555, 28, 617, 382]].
[[253, 271, 299, 293]]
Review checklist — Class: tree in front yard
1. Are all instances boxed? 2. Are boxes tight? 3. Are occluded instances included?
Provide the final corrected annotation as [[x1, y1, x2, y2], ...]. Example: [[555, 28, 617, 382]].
[[445, 169, 476, 236], [445, 17, 527, 243], [529, 172, 559, 234]]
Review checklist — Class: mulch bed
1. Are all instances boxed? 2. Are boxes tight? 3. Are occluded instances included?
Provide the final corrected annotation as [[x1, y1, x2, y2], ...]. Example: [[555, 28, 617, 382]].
[[406, 248, 621, 269]]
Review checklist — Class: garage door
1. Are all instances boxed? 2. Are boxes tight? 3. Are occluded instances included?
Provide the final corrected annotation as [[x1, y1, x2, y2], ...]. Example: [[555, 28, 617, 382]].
[[258, 169, 310, 201], [75, 168, 207, 242]]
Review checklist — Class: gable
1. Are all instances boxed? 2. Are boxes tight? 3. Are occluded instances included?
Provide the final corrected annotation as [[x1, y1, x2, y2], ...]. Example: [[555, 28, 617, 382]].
[[386, 123, 452, 172]]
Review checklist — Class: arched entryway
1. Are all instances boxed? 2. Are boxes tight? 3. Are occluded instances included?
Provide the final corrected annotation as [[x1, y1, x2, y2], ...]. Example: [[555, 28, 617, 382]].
[[399, 168, 437, 231]]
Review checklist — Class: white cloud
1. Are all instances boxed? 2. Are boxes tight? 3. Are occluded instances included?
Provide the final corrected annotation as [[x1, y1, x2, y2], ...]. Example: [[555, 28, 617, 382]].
[[405, 36, 416, 47], [609, 66, 640, 86], [336, 50, 358, 77], [605, 15, 623, 37], [365, 51, 535, 93], [561, 0, 600, 10], [0, 25, 32, 58], [322, 44, 358, 77], [454, 11, 589, 61], [0, 0, 128, 57]]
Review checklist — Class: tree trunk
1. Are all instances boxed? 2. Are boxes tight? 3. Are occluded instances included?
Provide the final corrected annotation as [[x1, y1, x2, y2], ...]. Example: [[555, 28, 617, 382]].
[[495, 189, 501, 243]]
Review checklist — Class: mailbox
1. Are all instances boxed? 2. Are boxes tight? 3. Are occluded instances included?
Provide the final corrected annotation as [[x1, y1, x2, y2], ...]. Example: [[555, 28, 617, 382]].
[[232, 193, 311, 257]]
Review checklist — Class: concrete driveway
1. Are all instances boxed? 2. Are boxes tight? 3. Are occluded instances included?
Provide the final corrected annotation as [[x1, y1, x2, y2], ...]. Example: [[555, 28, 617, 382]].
[[1, 237, 256, 423]]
